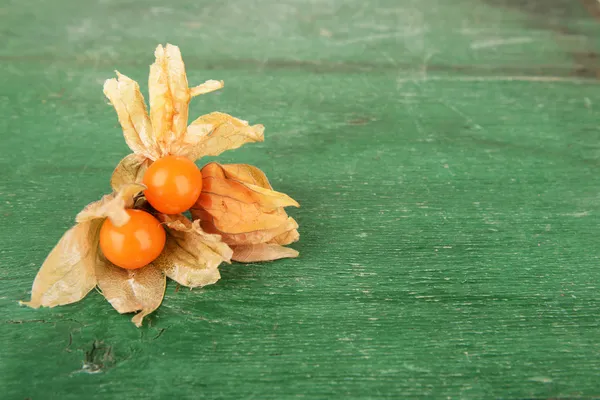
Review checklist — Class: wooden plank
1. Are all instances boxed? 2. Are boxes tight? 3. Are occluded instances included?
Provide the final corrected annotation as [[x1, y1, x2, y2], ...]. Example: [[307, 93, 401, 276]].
[[2, 0, 600, 398]]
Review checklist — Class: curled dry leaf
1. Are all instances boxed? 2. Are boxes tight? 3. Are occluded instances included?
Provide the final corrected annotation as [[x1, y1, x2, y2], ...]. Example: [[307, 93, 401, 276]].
[[148, 44, 171, 148], [104, 73, 157, 160], [111, 153, 150, 191], [269, 225, 301, 246], [23, 182, 146, 310], [193, 162, 298, 234], [106, 44, 262, 190], [205, 217, 299, 246], [164, 44, 190, 140], [231, 244, 299, 263], [21, 221, 101, 308], [96, 258, 166, 327], [107, 44, 230, 162], [192, 163, 300, 262], [180, 112, 264, 161], [220, 164, 299, 209], [153, 214, 232, 288], [190, 79, 224, 97], [194, 205, 289, 237], [76, 183, 145, 227], [219, 163, 272, 188], [149, 43, 190, 150]]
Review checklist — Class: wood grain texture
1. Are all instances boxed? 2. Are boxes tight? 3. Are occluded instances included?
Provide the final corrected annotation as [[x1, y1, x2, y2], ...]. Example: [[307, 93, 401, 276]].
[[2, 0, 600, 398]]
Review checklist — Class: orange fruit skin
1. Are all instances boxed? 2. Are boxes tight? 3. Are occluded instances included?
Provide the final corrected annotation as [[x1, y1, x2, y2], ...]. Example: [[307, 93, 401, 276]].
[[143, 156, 203, 214], [99, 209, 166, 270]]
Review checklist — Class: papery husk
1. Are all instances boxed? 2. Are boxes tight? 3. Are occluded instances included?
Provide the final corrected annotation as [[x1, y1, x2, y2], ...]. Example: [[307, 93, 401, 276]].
[[106, 44, 239, 162], [193, 197, 290, 235], [202, 217, 299, 246], [76, 183, 145, 227], [163, 44, 190, 142], [153, 215, 232, 288], [230, 244, 299, 263], [177, 112, 265, 161], [24, 43, 297, 327], [104, 73, 158, 160], [107, 44, 263, 187], [214, 163, 298, 209], [191, 163, 300, 262], [110, 154, 150, 191], [149, 45, 225, 155], [95, 258, 166, 327], [148, 44, 188, 151], [203, 217, 300, 263], [218, 163, 272, 187], [22, 183, 146, 309], [192, 162, 299, 234], [269, 227, 301, 246], [202, 174, 296, 209], [190, 80, 224, 97], [21, 221, 102, 308]]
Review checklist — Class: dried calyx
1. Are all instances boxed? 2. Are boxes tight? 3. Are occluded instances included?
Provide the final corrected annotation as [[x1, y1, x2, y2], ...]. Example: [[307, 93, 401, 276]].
[[22, 44, 300, 327]]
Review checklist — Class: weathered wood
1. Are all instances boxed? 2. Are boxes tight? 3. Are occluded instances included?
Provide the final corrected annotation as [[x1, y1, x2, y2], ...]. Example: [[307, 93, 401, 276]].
[[2, 0, 600, 398]]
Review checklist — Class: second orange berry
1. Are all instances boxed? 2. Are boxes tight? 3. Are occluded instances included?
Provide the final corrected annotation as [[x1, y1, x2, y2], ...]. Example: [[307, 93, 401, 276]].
[[143, 155, 203, 214]]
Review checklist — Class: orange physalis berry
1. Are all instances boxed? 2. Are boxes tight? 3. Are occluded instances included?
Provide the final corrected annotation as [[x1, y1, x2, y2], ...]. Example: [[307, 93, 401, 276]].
[[99, 209, 166, 270], [143, 155, 203, 214]]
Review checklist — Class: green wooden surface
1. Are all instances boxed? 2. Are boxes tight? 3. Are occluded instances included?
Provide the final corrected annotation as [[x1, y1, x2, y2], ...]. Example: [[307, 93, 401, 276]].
[[2, 0, 600, 398]]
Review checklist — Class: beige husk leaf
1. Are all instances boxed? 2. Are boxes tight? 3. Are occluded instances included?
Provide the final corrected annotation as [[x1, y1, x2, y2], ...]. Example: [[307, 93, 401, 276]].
[[270, 229, 301, 246], [76, 183, 145, 226], [95, 258, 166, 327], [110, 154, 150, 191], [192, 163, 300, 262], [89, 208, 232, 326], [178, 112, 264, 161], [209, 217, 299, 246], [106, 44, 264, 192], [103, 74, 157, 160], [153, 214, 233, 288], [23, 181, 233, 326], [21, 221, 102, 308], [230, 244, 299, 263], [21, 183, 145, 309]]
